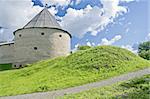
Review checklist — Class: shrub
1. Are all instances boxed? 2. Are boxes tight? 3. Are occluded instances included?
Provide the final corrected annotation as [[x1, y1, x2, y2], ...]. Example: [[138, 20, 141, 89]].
[[138, 41, 150, 60], [78, 46, 92, 50]]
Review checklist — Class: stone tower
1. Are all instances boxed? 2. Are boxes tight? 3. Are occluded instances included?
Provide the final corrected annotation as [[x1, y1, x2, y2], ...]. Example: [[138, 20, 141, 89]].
[[13, 8, 71, 67]]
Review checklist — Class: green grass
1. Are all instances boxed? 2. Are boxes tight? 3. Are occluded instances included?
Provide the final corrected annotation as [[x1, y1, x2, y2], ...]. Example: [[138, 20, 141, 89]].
[[0, 46, 150, 96], [61, 74, 150, 99], [0, 64, 12, 71]]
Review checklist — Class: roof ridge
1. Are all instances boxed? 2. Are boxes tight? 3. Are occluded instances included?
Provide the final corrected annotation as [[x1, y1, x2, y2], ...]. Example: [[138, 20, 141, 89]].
[[23, 8, 61, 29], [23, 10, 43, 28]]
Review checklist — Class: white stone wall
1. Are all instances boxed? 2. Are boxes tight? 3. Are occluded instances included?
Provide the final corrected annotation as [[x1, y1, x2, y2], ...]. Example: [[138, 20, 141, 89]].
[[14, 28, 71, 65], [0, 44, 15, 64]]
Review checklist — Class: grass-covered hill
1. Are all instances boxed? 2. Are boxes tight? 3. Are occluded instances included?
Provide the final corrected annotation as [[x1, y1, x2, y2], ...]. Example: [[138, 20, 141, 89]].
[[62, 74, 150, 99], [0, 46, 150, 96]]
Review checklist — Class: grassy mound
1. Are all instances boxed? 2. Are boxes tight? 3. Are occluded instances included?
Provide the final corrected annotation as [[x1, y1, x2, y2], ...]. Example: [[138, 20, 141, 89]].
[[0, 46, 149, 96], [62, 74, 150, 99]]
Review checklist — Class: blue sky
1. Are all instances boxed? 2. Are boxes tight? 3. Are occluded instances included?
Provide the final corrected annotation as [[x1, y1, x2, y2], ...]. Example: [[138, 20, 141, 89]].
[[0, 0, 149, 52], [69, 0, 149, 49]]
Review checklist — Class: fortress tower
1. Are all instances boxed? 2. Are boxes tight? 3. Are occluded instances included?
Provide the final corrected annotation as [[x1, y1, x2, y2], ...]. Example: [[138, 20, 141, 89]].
[[13, 8, 71, 67]]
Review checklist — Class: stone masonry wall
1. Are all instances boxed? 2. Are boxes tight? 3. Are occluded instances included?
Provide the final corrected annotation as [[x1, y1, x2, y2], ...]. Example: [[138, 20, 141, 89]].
[[0, 43, 15, 64], [13, 28, 71, 66]]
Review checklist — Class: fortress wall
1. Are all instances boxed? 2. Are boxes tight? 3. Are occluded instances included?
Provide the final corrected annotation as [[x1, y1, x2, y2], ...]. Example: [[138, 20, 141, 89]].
[[14, 28, 71, 66], [0, 43, 15, 64], [48, 31, 71, 58]]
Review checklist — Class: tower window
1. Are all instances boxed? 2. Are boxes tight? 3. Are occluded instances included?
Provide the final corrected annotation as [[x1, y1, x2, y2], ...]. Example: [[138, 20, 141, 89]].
[[59, 35, 62, 37], [19, 34, 22, 37], [34, 47, 38, 50], [41, 32, 45, 35]]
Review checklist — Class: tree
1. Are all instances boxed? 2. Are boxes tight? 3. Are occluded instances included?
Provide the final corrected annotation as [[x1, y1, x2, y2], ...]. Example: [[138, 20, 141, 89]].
[[138, 50, 150, 60], [138, 41, 150, 60]]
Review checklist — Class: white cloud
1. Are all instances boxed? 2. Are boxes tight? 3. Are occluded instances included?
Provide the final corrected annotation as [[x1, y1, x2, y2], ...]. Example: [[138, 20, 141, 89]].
[[59, 0, 130, 38], [148, 33, 150, 38], [60, 5, 98, 38], [121, 45, 138, 54], [0, 28, 5, 42], [0, 28, 4, 34], [100, 35, 122, 45], [0, 0, 137, 41], [147, 33, 150, 40], [41, 0, 70, 6], [75, 0, 82, 5], [86, 41, 92, 46], [71, 43, 80, 53], [0, 0, 42, 29], [0, 0, 44, 41], [91, 30, 98, 36], [48, 7, 58, 16], [120, 0, 136, 3], [0, 0, 58, 42], [92, 42, 95, 46], [125, 28, 130, 33], [145, 32, 150, 41]]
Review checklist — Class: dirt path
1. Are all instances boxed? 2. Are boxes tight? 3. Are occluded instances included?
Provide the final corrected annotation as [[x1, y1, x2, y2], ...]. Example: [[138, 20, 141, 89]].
[[1, 68, 150, 99]]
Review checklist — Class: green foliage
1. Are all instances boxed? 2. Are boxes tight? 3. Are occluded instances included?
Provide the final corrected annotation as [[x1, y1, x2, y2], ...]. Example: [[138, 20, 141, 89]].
[[61, 75, 150, 99], [138, 41, 150, 60], [139, 50, 150, 60], [78, 45, 92, 50], [0, 46, 149, 96], [0, 64, 12, 71], [138, 41, 150, 52]]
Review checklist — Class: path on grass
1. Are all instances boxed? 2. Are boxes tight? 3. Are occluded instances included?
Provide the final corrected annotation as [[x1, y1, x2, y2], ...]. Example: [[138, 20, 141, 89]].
[[1, 68, 150, 99]]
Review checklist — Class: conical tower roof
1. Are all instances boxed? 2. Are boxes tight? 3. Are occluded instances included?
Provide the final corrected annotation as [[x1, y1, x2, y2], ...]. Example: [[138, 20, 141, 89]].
[[23, 8, 61, 29]]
